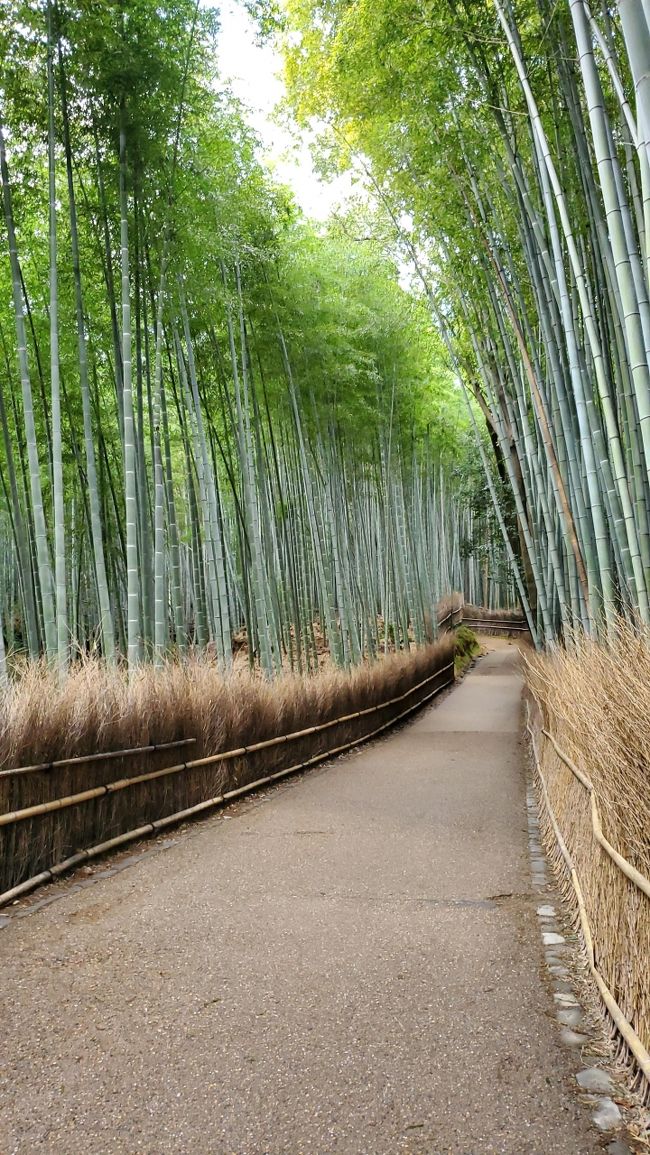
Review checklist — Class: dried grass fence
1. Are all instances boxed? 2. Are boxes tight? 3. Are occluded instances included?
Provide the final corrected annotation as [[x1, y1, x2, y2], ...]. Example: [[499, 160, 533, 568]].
[[0, 634, 457, 903], [462, 604, 529, 637], [525, 626, 650, 1099]]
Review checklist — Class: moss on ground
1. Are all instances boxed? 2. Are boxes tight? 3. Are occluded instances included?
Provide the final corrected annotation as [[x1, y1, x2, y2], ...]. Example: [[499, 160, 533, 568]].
[[454, 625, 481, 677]]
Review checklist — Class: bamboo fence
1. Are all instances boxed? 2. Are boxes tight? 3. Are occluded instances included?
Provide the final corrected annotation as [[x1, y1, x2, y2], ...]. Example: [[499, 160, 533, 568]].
[[525, 694, 650, 1100], [0, 637, 458, 903]]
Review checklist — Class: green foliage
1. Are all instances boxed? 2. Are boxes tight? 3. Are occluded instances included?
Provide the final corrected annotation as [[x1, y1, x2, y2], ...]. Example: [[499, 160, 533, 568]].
[[0, 0, 507, 667], [279, 0, 650, 640], [454, 625, 480, 676]]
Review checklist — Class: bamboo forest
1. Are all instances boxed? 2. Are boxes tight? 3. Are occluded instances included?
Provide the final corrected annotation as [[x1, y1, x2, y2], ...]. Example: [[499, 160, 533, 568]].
[[0, 0, 515, 682], [3, 1, 650, 682], [283, 0, 650, 649], [0, 0, 646, 665]]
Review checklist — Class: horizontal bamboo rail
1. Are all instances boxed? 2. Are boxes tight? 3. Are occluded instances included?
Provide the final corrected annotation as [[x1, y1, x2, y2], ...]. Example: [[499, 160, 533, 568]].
[[1, 604, 465, 783], [0, 737, 196, 780], [437, 605, 464, 630], [525, 698, 650, 1087], [0, 661, 454, 829], [540, 727, 650, 901], [462, 617, 529, 634], [0, 600, 463, 786], [0, 659, 455, 907]]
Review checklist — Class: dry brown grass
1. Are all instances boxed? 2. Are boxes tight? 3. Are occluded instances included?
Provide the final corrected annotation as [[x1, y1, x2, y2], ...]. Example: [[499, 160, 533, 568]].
[[223, 602, 465, 670], [463, 603, 524, 622], [0, 636, 455, 895], [525, 622, 650, 1083], [436, 591, 464, 625]]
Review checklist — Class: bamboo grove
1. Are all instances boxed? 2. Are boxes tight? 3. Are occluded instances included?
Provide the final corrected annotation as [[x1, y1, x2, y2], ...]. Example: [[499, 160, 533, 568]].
[[283, 0, 650, 645], [0, 0, 513, 678]]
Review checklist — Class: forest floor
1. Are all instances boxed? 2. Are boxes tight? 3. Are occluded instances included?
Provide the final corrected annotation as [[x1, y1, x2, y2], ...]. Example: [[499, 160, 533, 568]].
[[0, 641, 633, 1153]]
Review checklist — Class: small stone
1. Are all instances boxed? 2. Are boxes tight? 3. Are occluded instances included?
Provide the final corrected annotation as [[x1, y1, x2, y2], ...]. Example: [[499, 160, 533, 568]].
[[607, 1140, 632, 1155], [554, 992, 579, 1006], [577, 1068, 616, 1094], [546, 954, 566, 965], [592, 1098, 622, 1132], [0, 916, 9, 930], [537, 904, 556, 917], [553, 977, 573, 989], [543, 932, 566, 946], [560, 1027, 589, 1047], [558, 1006, 584, 1028]]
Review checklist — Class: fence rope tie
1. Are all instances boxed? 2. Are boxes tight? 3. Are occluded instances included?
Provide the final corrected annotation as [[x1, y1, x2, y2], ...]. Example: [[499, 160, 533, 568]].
[[0, 660, 455, 907], [524, 698, 650, 1086]]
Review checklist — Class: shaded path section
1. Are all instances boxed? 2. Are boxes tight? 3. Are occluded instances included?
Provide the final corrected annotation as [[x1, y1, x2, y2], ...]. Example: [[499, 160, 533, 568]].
[[0, 645, 598, 1154]]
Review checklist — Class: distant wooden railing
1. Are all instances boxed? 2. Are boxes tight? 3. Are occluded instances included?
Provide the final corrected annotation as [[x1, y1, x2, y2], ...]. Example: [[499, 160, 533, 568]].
[[436, 604, 464, 631], [437, 598, 530, 638], [461, 616, 529, 635]]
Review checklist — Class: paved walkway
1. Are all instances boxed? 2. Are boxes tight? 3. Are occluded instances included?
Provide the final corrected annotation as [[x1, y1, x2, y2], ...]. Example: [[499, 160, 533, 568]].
[[0, 644, 600, 1154]]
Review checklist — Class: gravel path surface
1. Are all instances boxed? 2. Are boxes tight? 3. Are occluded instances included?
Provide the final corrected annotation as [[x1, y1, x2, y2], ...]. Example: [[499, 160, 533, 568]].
[[0, 644, 602, 1154]]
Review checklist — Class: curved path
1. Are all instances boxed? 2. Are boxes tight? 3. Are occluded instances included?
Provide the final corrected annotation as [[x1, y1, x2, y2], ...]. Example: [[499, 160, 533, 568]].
[[0, 644, 601, 1153]]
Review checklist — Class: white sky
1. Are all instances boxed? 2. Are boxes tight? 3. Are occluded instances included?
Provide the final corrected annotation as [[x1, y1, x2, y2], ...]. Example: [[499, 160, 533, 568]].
[[215, 0, 354, 220]]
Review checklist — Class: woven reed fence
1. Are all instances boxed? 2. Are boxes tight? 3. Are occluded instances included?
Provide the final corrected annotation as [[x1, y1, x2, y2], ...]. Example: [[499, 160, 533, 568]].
[[462, 604, 529, 637], [0, 635, 457, 904], [525, 683, 650, 1099]]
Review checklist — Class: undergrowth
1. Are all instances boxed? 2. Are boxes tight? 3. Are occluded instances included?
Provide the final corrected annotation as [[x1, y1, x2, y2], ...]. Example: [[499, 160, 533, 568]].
[[463, 603, 524, 621], [454, 625, 480, 676]]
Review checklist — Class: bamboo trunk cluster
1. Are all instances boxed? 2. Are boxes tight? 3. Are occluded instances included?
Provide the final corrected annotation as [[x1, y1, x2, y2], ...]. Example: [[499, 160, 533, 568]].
[[451, 0, 650, 639], [281, 0, 650, 640], [0, 2, 516, 677]]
